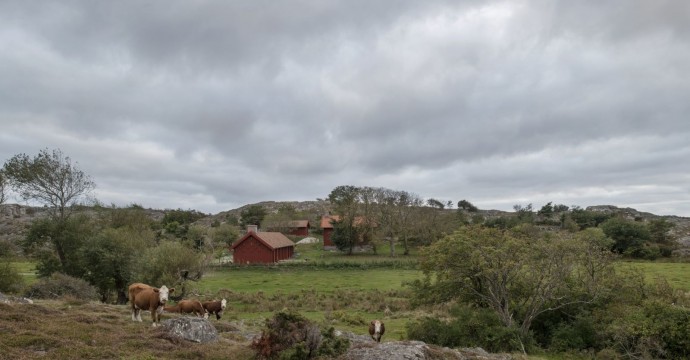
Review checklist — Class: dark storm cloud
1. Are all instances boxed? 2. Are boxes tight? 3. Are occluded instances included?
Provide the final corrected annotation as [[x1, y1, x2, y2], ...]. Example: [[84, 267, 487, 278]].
[[1, 0, 689, 215]]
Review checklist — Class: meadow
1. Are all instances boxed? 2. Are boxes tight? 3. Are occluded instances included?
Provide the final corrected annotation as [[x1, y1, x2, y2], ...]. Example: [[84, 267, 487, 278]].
[[7, 244, 690, 359]]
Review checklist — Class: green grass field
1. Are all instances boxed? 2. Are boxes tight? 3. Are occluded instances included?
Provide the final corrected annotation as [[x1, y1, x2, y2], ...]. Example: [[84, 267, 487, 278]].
[[615, 260, 690, 291], [195, 267, 421, 295]]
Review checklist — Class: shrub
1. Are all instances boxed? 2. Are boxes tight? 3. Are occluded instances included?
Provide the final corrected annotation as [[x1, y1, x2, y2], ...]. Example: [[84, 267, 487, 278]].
[[0, 259, 24, 294], [24, 273, 98, 301], [251, 310, 348, 359], [406, 305, 524, 353]]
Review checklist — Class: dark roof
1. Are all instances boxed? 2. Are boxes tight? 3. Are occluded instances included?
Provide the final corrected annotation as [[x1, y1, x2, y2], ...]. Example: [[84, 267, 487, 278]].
[[287, 220, 310, 228], [231, 231, 295, 250], [320, 215, 372, 229]]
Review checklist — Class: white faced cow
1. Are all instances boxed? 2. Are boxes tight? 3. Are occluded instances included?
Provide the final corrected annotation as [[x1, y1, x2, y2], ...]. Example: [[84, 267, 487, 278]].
[[201, 299, 227, 320], [128, 282, 175, 327], [369, 320, 385, 343]]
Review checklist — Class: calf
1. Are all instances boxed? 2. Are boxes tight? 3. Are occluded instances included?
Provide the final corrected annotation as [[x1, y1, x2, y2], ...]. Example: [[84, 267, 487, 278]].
[[369, 320, 385, 343], [202, 299, 227, 320], [128, 282, 174, 327], [164, 299, 209, 319]]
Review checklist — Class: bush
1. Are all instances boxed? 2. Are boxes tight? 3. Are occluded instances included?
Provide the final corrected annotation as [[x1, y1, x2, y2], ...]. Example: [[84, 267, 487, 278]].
[[0, 259, 24, 294], [603, 301, 690, 359], [251, 310, 348, 359], [406, 305, 524, 353], [24, 273, 98, 301]]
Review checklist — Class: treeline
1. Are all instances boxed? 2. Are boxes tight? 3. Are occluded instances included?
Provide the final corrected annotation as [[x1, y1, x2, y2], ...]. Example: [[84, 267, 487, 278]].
[[484, 202, 677, 259], [325, 185, 676, 260], [326, 185, 460, 255]]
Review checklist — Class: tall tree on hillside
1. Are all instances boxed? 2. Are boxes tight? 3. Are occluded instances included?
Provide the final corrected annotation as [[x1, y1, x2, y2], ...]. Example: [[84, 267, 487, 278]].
[[2, 148, 95, 221], [3, 149, 95, 271], [373, 187, 399, 256], [328, 185, 361, 254], [395, 191, 422, 255], [239, 205, 268, 229], [0, 170, 7, 205]]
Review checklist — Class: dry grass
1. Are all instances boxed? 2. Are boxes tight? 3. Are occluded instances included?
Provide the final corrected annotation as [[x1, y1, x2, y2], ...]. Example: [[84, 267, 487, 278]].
[[0, 300, 255, 360]]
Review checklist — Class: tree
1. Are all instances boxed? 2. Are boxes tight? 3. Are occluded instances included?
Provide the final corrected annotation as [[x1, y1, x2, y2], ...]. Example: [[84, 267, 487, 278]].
[[134, 240, 205, 297], [0, 170, 7, 205], [413, 225, 613, 346], [600, 216, 650, 256], [457, 199, 479, 212], [239, 205, 268, 229], [328, 186, 361, 254], [23, 214, 96, 277], [3, 148, 95, 221], [80, 227, 155, 303]]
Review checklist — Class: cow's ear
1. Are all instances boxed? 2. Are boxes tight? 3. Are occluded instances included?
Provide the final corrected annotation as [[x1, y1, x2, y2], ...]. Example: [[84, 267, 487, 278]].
[[153, 289, 160, 293], [169, 288, 175, 293]]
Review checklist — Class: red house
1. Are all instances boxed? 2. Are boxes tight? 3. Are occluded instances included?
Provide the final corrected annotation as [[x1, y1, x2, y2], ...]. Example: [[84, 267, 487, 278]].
[[231, 225, 296, 264], [320, 215, 338, 247], [265, 220, 311, 236], [286, 220, 310, 236]]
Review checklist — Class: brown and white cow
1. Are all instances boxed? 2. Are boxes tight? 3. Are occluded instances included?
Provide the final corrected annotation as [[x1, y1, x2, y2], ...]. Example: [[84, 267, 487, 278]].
[[128, 282, 174, 327], [369, 320, 385, 343], [201, 299, 227, 320], [164, 299, 209, 319]]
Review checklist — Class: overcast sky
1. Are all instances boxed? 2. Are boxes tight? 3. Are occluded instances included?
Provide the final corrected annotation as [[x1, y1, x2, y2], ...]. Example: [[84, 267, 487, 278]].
[[1, 1, 689, 216]]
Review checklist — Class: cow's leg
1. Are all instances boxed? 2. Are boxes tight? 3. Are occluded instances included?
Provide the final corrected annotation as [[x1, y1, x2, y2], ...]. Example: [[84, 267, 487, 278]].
[[136, 308, 143, 322]]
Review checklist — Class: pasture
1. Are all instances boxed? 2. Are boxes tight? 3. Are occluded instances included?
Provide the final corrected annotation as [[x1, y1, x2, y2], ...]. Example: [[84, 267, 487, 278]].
[[192, 266, 421, 339]]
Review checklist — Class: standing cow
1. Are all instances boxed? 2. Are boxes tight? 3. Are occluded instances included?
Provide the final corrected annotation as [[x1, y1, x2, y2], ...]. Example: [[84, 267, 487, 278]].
[[369, 320, 385, 343], [202, 299, 227, 320], [128, 283, 174, 327]]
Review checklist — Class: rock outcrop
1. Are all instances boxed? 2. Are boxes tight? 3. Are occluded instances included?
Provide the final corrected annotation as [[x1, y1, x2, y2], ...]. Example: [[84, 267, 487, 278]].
[[335, 331, 512, 360], [159, 317, 218, 343]]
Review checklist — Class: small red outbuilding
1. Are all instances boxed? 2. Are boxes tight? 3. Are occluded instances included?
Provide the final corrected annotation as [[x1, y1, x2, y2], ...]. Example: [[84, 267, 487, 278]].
[[231, 225, 296, 264]]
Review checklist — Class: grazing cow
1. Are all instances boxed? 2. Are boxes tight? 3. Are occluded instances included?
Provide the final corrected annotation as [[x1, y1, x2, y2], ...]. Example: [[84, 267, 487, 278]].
[[202, 299, 227, 320], [128, 282, 174, 327], [369, 320, 385, 343], [164, 299, 209, 319]]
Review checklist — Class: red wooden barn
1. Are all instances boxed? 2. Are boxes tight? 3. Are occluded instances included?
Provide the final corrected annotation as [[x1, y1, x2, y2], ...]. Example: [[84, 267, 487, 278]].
[[231, 225, 296, 264], [286, 220, 310, 236], [320, 215, 338, 247]]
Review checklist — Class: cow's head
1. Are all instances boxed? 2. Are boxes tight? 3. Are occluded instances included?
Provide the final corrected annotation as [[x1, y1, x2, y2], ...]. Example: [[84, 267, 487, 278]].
[[221, 299, 227, 310], [157, 285, 174, 304]]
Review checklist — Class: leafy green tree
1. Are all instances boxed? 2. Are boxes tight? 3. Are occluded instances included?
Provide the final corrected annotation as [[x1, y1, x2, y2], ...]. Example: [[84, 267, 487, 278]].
[[80, 227, 155, 303], [0, 169, 7, 205], [328, 186, 361, 254], [567, 208, 611, 230], [600, 216, 650, 256], [513, 203, 534, 224], [134, 240, 205, 296], [3, 149, 95, 271], [0, 259, 23, 293], [2, 148, 94, 221], [23, 214, 96, 277], [647, 218, 675, 254], [537, 202, 554, 217], [239, 205, 268, 229], [329, 218, 361, 254], [211, 223, 240, 248], [457, 199, 479, 212], [413, 225, 613, 346]]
